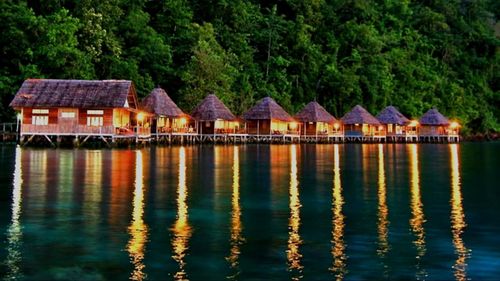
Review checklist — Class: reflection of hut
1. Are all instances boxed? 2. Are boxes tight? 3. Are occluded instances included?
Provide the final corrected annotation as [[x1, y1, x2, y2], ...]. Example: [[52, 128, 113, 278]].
[[341, 105, 385, 139], [419, 108, 459, 137], [191, 94, 240, 135], [377, 106, 416, 141], [243, 97, 298, 135], [295, 101, 342, 137], [141, 88, 191, 134]]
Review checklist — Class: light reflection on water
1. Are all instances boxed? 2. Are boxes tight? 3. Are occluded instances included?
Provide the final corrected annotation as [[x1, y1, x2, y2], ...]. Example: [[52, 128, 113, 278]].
[[171, 147, 191, 281], [330, 144, 347, 280], [449, 144, 469, 281], [1, 143, 495, 280], [4, 146, 23, 281], [127, 150, 148, 281], [287, 144, 303, 279], [409, 144, 427, 280], [226, 146, 244, 278], [377, 144, 389, 274]]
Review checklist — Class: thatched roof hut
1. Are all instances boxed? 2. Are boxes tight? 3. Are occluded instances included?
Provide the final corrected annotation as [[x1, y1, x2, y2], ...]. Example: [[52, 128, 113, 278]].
[[419, 108, 449, 125], [376, 106, 410, 125], [243, 97, 294, 121], [341, 105, 380, 125], [295, 101, 337, 123], [10, 79, 137, 109], [141, 87, 186, 117], [191, 94, 236, 121]]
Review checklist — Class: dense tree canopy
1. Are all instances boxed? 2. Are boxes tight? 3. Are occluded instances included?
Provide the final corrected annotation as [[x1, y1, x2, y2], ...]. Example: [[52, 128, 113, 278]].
[[1, 0, 499, 134]]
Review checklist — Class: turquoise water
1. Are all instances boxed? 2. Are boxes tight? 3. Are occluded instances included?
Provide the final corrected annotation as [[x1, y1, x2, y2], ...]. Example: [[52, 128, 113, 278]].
[[0, 143, 499, 280]]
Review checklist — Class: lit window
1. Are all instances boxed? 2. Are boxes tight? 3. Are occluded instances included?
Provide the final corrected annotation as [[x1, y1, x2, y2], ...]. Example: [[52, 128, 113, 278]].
[[87, 116, 103, 127], [87, 110, 104, 115], [32, 109, 49, 114], [61, 111, 76, 118], [32, 115, 48, 125]]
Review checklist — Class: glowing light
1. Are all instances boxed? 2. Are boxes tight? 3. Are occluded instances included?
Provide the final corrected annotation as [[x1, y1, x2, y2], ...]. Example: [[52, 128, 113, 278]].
[[450, 144, 469, 281], [137, 112, 145, 122], [333, 123, 340, 130], [179, 117, 187, 126], [409, 120, 419, 127], [5, 146, 23, 280], [330, 144, 347, 279], [172, 147, 191, 281], [17, 113, 22, 121], [354, 123, 359, 126], [409, 144, 427, 279], [127, 150, 148, 281], [450, 121, 460, 129], [289, 122, 298, 130], [227, 146, 244, 278], [378, 125, 384, 131], [287, 144, 303, 279], [377, 144, 389, 261]]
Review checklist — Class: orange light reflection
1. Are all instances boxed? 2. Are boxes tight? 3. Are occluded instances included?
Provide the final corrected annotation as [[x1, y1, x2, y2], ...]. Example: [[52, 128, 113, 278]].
[[127, 150, 148, 281], [171, 147, 192, 280], [449, 144, 469, 281], [330, 144, 347, 280], [287, 144, 303, 279], [377, 144, 389, 262], [227, 146, 244, 278], [409, 144, 427, 279]]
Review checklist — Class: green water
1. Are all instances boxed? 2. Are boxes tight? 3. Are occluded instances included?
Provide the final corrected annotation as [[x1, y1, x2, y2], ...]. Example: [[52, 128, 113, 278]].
[[0, 143, 499, 280]]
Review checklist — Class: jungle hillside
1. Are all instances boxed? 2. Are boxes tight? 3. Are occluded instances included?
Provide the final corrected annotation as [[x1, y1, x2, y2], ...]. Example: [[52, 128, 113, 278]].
[[1, 0, 499, 134]]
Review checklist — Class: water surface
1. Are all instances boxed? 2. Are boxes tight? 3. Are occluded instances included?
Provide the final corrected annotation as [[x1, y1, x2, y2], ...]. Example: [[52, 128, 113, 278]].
[[1, 143, 499, 280]]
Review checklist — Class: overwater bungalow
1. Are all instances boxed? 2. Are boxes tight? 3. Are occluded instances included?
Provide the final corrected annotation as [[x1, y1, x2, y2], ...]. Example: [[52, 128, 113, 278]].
[[191, 94, 242, 138], [341, 105, 385, 142], [141, 87, 192, 136], [295, 101, 343, 142], [419, 108, 459, 142], [377, 106, 418, 142], [243, 97, 299, 141], [9, 79, 150, 146]]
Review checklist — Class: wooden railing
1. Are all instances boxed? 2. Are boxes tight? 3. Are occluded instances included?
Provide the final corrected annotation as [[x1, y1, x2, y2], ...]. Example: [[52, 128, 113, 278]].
[[21, 124, 150, 136]]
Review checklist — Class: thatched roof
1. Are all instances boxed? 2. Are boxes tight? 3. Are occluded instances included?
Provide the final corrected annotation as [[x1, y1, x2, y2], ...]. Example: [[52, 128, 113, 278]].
[[10, 79, 137, 109], [419, 108, 449, 125], [341, 105, 381, 125], [243, 97, 294, 122], [376, 106, 410, 125], [295, 101, 337, 123], [191, 94, 236, 121], [141, 88, 186, 117]]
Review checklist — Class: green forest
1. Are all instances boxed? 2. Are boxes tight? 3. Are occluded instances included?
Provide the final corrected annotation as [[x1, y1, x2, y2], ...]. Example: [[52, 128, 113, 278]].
[[1, 0, 499, 134]]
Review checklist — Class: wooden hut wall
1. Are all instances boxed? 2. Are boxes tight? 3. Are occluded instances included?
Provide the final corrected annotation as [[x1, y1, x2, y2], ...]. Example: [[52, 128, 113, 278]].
[[198, 120, 215, 134], [22, 107, 32, 124], [247, 120, 271, 134], [419, 125, 446, 136], [303, 122, 317, 135], [58, 108, 78, 128]]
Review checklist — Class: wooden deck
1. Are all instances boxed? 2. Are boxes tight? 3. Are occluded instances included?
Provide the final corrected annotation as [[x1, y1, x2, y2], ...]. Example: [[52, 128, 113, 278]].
[[2, 123, 460, 146]]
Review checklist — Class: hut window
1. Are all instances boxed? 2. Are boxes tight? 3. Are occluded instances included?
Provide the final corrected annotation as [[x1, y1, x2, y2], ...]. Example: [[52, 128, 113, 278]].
[[61, 111, 76, 118], [32, 115, 48, 125], [87, 110, 104, 115], [32, 109, 49, 114], [388, 124, 393, 133], [205, 121, 211, 127], [87, 116, 103, 127]]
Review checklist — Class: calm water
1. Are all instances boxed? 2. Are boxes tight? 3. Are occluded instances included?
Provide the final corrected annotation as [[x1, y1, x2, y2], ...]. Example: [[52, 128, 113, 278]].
[[0, 143, 499, 280]]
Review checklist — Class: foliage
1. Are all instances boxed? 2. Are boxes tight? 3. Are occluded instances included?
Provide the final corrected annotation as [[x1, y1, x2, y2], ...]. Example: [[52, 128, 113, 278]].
[[0, 0, 498, 133]]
